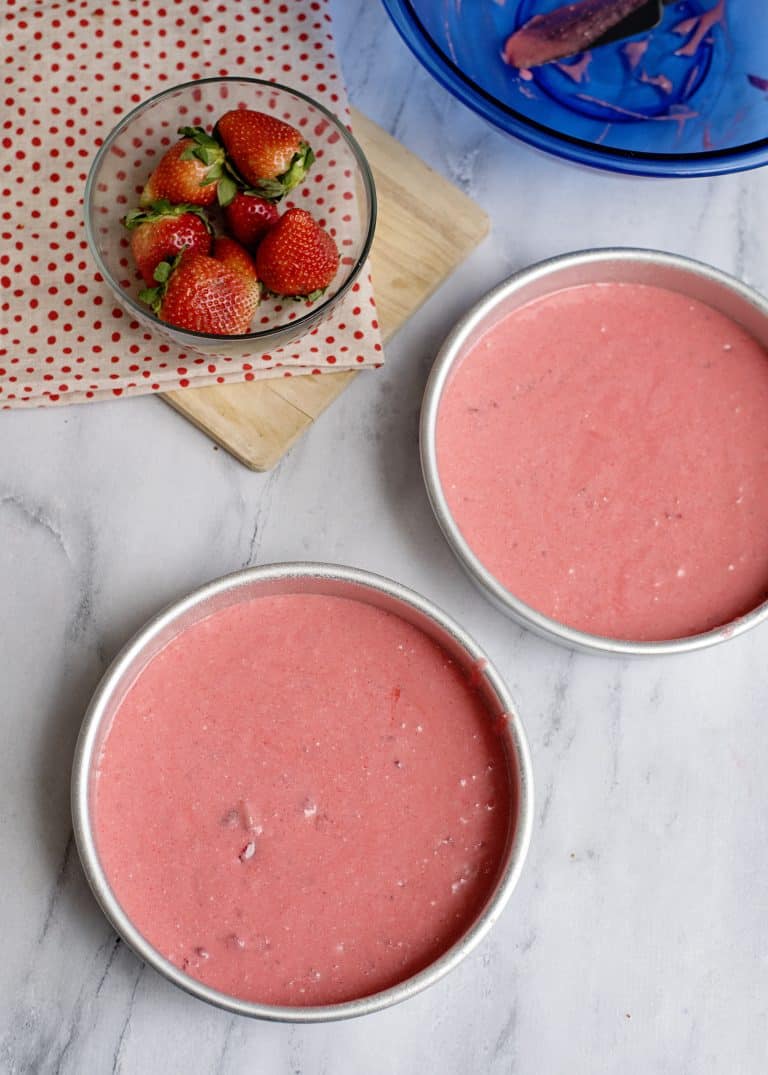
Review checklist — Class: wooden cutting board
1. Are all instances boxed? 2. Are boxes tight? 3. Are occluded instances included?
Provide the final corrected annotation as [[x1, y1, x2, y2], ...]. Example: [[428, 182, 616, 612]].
[[163, 109, 489, 471]]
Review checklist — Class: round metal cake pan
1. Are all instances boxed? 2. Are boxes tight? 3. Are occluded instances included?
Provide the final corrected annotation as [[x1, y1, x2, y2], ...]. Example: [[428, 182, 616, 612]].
[[420, 248, 768, 657], [71, 562, 534, 1022]]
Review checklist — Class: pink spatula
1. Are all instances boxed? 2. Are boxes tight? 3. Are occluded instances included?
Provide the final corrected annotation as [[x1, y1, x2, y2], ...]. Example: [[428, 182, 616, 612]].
[[503, 0, 674, 69]]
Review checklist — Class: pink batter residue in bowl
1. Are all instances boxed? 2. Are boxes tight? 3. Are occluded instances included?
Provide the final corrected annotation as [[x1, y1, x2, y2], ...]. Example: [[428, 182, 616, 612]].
[[93, 593, 512, 1007], [436, 282, 768, 642]]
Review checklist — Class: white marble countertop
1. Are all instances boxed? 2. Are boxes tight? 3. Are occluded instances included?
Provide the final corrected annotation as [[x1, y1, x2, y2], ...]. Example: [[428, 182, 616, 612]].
[[2, 3, 768, 1072]]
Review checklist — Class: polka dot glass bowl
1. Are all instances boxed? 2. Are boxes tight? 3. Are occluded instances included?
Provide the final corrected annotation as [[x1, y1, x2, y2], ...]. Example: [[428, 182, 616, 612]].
[[84, 77, 377, 359]]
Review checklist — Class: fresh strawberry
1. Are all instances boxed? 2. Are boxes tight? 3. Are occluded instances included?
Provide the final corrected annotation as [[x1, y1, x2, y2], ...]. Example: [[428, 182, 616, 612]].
[[214, 110, 315, 199], [123, 200, 213, 285], [223, 191, 280, 249], [213, 236, 261, 309], [139, 129, 235, 208], [255, 208, 339, 298], [139, 252, 259, 335]]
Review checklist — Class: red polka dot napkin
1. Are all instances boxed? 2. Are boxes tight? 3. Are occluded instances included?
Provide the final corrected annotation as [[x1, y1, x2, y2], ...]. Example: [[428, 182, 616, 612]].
[[0, 0, 383, 407]]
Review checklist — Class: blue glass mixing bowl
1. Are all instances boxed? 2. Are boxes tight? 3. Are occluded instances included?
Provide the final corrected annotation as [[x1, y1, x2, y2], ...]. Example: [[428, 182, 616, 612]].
[[381, 0, 768, 176]]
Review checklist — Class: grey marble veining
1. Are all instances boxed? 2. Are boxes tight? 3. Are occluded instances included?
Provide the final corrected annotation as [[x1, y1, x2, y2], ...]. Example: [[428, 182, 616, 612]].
[[2, 2, 768, 1072]]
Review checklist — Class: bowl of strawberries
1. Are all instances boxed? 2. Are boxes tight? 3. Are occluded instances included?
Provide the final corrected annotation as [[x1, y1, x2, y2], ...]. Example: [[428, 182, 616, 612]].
[[85, 78, 377, 357]]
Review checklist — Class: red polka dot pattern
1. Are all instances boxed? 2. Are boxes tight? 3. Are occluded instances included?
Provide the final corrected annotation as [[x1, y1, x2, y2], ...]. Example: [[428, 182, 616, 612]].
[[0, 0, 383, 408]]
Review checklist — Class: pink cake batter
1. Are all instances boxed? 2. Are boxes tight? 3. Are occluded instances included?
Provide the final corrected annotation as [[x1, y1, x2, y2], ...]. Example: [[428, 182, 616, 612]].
[[437, 282, 768, 641], [93, 593, 512, 1006]]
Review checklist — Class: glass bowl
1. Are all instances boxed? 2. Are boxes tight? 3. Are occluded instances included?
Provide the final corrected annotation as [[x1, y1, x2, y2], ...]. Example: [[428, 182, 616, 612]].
[[382, 0, 768, 177], [84, 78, 376, 358]]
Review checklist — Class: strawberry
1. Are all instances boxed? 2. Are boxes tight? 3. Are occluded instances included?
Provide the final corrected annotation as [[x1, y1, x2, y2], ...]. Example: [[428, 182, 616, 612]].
[[255, 208, 339, 299], [213, 236, 261, 309], [123, 200, 213, 285], [139, 129, 236, 208], [223, 191, 280, 249], [214, 110, 315, 200], [139, 252, 259, 335]]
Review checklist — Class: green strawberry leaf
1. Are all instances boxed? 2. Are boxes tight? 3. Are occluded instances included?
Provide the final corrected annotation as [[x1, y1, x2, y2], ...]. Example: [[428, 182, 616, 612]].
[[179, 126, 225, 170], [123, 207, 146, 229], [216, 174, 239, 207], [150, 198, 176, 214], [138, 252, 185, 315], [179, 126, 222, 151], [123, 200, 212, 230], [180, 144, 221, 169], [279, 142, 315, 195], [247, 143, 316, 202], [153, 260, 174, 284], [199, 162, 224, 187], [250, 176, 288, 201], [274, 287, 327, 303], [138, 284, 162, 313], [199, 146, 224, 166]]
